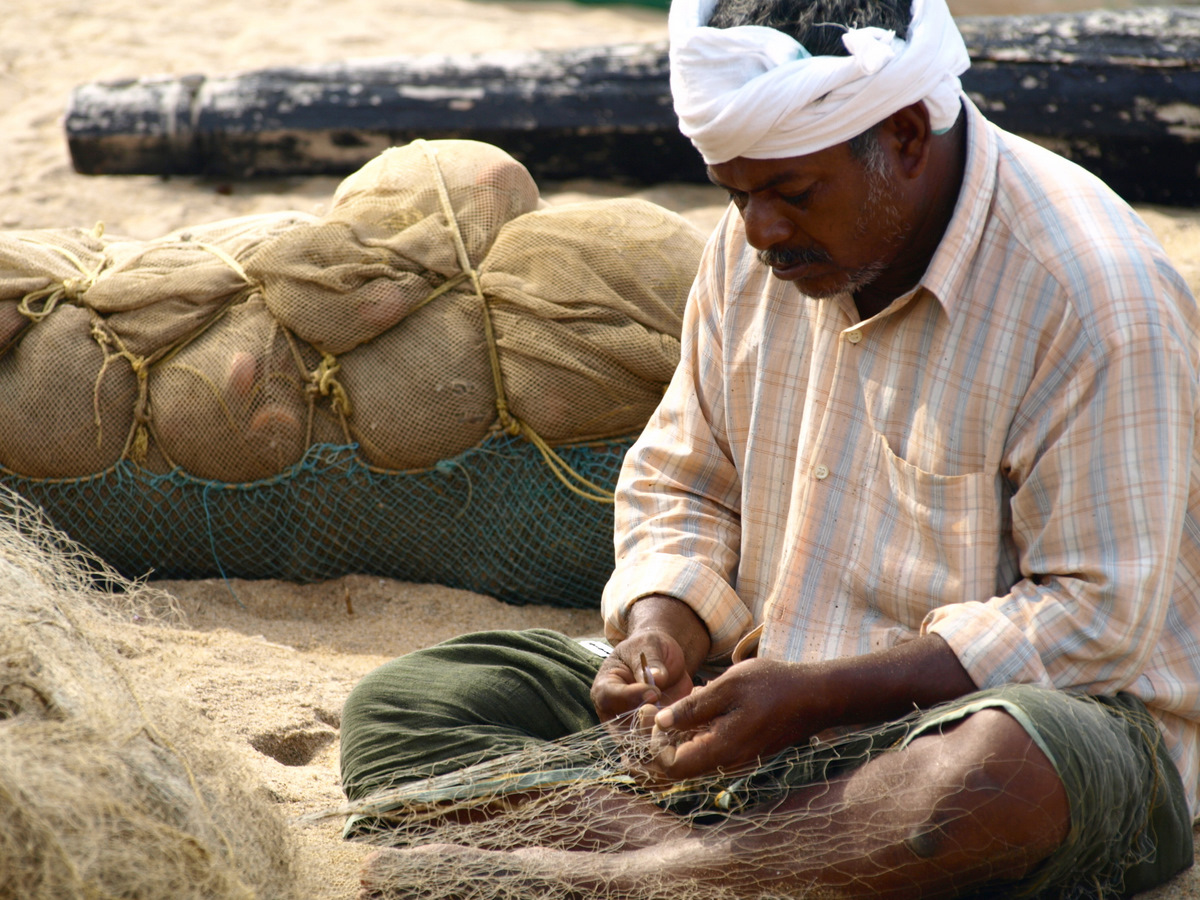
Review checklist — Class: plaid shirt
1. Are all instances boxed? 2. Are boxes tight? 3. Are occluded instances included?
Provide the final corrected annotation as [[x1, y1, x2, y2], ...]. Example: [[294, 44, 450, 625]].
[[602, 99, 1200, 816]]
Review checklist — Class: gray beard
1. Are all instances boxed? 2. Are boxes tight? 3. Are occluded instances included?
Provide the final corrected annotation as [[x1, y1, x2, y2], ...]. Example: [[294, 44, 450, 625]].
[[777, 166, 910, 301]]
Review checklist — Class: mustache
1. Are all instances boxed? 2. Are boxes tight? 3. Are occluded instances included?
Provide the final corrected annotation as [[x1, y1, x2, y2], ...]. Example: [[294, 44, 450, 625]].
[[757, 245, 832, 268]]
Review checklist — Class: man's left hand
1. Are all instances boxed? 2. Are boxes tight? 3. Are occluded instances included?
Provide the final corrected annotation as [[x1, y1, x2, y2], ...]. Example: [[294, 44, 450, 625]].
[[638, 635, 979, 782]]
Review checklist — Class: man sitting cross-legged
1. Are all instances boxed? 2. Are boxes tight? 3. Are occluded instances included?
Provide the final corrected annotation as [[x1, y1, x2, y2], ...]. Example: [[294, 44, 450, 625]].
[[339, 0, 1200, 896]]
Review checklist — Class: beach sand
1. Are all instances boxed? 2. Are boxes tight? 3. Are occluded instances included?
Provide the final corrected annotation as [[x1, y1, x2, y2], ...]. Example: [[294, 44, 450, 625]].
[[2, 0, 1199, 896]]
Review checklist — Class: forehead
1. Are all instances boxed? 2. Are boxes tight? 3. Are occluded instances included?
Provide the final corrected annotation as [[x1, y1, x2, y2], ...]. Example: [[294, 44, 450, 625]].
[[706, 144, 855, 192]]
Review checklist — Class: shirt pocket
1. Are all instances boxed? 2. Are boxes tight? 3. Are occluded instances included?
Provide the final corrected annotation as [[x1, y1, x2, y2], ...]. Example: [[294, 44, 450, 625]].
[[847, 432, 1004, 631]]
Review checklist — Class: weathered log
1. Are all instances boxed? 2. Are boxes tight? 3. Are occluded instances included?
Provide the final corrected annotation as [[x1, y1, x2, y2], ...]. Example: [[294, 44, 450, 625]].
[[66, 7, 1200, 205]]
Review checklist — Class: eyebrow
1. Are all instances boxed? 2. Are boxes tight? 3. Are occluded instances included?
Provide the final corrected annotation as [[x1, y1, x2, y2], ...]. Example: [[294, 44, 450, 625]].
[[705, 166, 806, 195]]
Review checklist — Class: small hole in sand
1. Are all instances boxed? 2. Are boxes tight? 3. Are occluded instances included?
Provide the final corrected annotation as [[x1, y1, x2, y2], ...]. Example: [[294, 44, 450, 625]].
[[312, 706, 341, 729], [249, 727, 335, 766]]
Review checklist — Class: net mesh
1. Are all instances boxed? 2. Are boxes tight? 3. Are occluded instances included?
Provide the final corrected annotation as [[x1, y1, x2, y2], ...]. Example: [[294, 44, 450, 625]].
[[0, 487, 299, 900], [0, 139, 702, 605], [2, 434, 632, 606], [331, 708, 1161, 900]]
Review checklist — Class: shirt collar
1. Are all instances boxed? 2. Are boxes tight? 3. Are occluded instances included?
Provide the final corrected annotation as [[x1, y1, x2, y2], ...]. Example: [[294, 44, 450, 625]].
[[916, 96, 999, 320]]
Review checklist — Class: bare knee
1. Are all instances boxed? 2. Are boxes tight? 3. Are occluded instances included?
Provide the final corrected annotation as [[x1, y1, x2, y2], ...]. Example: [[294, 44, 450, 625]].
[[904, 709, 1069, 879]]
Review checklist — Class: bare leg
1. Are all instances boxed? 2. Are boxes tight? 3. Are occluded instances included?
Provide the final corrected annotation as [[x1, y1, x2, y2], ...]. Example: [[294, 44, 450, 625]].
[[359, 710, 1070, 899]]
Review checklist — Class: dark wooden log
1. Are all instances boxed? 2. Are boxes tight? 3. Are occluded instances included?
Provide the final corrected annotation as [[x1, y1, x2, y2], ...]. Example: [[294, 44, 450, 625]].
[[67, 42, 701, 183], [65, 7, 1200, 206], [962, 7, 1200, 206]]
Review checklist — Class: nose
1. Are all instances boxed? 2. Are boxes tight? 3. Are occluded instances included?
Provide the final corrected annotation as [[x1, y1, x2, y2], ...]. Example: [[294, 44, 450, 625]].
[[739, 195, 793, 251]]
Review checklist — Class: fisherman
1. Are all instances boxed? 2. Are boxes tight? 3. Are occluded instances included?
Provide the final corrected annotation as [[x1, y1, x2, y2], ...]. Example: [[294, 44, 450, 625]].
[[340, 0, 1200, 895]]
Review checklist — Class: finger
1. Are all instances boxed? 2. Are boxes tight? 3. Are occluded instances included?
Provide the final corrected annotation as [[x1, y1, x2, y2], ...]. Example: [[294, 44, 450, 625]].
[[593, 672, 660, 722], [639, 702, 662, 735], [653, 680, 720, 733], [655, 729, 727, 780], [624, 720, 679, 783]]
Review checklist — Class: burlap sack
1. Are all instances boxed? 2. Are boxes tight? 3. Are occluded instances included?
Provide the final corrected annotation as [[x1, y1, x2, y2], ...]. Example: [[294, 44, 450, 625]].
[[0, 304, 137, 478], [479, 198, 699, 443], [246, 140, 540, 355], [339, 289, 496, 470], [150, 298, 308, 482]]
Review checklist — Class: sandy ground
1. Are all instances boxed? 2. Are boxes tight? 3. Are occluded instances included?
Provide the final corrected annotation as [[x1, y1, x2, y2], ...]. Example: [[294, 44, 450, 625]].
[[3, 0, 1200, 897]]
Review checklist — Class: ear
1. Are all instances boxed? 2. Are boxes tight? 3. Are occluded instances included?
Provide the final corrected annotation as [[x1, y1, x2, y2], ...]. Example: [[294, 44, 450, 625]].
[[880, 102, 933, 180]]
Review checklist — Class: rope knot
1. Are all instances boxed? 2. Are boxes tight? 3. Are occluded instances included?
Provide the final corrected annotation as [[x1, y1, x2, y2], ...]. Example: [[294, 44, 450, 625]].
[[61, 276, 91, 301], [310, 352, 353, 418], [498, 413, 522, 437]]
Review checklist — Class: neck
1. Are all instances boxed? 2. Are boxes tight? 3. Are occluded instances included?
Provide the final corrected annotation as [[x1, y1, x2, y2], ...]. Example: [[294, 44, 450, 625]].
[[852, 119, 967, 321]]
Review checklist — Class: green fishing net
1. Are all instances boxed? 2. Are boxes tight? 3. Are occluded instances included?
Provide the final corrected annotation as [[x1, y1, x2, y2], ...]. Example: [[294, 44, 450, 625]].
[[0, 140, 703, 606]]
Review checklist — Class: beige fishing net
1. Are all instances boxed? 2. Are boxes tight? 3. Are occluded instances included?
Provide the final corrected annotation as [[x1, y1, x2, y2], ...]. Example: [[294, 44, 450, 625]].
[[0, 139, 703, 483], [331, 709, 1159, 900], [0, 488, 299, 899]]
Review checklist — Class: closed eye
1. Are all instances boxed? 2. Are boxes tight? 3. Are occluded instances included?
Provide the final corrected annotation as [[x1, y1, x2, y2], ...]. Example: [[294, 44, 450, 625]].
[[781, 190, 812, 208]]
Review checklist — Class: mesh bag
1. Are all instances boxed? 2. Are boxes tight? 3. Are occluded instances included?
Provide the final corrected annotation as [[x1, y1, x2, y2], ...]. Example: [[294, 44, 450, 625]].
[[481, 200, 700, 443], [92, 211, 315, 359], [247, 141, 542, 355], [339, 289, 497, 470], [150, 297, 312, 481], [0, 225, 109, 303], [0, 225, 110, 352], [0, 140, 703, 606], [0, 303, 138, 477]]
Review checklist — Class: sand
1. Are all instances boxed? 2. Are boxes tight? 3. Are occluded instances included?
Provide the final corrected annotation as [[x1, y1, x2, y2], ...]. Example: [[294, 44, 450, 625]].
[[3, 0, 1199, 897]]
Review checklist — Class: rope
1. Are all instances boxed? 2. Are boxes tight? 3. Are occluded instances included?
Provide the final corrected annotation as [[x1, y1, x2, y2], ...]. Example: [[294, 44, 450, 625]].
[[520, 428, 621, 503], [310, 352, 353, 418], [88, 319, 151, 465], [418, 139, 615, 503], [412, 271, 470, 314], [17, 224, 108, 321], [184, 239, 254, 287]]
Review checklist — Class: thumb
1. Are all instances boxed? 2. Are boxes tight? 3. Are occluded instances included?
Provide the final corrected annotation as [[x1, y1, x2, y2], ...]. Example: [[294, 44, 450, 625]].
[[654, 681, 717, 733], [637, 648, 667, 690]]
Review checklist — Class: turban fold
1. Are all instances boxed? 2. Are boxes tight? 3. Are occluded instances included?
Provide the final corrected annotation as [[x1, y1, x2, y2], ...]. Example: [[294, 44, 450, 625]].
[[669, 0, 970, 164]]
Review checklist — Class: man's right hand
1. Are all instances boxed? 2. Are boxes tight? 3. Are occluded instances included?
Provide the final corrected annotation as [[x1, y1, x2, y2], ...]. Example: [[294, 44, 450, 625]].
[[589, 595, 712, 727]]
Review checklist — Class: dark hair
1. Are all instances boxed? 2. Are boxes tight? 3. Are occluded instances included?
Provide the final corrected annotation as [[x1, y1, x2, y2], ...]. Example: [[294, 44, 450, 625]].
[[706, 0, 912, 57]]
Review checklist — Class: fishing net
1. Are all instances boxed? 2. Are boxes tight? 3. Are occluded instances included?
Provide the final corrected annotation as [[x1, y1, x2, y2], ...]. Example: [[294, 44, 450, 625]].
[[330, 703, 1167, 899], [4, 434, 630, 606], [0, 139, 704, 605], [0, 488, 299, 900]]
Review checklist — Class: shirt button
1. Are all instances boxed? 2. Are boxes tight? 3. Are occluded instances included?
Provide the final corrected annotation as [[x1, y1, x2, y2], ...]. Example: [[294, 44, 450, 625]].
[[846, 330, 863, 344], [814, 464, 830, 480]]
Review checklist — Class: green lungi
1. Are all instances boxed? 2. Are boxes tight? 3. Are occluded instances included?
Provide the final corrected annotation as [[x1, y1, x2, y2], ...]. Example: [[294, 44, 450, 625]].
[[340, 628, 1192, 898]]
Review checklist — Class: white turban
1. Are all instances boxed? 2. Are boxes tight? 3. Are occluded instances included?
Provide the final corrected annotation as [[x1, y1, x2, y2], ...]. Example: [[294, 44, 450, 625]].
[[669, 0, 970, 164]]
